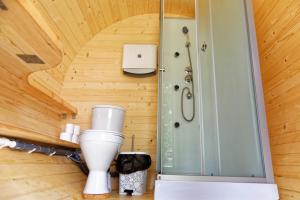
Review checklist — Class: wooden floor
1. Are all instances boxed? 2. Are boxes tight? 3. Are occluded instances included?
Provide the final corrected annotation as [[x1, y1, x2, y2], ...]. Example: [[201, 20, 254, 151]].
[[80, 191, 154, 200]]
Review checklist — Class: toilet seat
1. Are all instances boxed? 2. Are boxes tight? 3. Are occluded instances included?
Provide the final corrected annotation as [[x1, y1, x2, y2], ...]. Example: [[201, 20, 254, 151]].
[[93, 105, 125, 111], [82, 129, 123, 136], [80, 130, 124, 143]]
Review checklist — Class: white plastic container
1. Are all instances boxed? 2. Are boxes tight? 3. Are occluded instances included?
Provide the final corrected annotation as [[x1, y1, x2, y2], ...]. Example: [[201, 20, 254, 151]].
[[118, 152, 149, 196], [65, 123, 74, 134], [122, 44, 157, 74], [92, 105, 126, 132], [119, 170, 147, 196]]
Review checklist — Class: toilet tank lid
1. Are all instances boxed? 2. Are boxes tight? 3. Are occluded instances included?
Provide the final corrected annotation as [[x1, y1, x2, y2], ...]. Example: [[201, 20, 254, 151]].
[[92, 105, 126, 111]]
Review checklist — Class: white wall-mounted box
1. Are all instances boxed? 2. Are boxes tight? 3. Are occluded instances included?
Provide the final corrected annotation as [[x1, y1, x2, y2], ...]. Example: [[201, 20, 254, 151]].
[[122, 44, 157, 74]]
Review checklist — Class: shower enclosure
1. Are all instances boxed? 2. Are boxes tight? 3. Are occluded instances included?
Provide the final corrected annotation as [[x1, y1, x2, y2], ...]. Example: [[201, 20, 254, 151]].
[[156, 0, 278, 199]]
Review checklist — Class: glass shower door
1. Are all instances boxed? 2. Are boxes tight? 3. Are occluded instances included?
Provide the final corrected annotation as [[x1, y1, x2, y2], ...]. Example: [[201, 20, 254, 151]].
[[159, 0, 271, 181], [198, 0, 265, 178]]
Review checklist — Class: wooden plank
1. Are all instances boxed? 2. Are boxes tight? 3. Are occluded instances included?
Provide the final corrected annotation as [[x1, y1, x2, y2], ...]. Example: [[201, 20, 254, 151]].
[[254, 0, 300, 198]]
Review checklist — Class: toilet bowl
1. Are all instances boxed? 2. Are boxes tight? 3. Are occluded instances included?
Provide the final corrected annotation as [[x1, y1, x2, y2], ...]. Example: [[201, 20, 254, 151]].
[[80, 130, 124, 194], [92, 105, 126, 132]]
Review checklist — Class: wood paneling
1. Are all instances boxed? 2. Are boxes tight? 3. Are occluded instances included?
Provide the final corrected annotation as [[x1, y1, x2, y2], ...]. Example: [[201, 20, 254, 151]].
[[253, 0, 300, 199], [26, 0, 159, 96], [0, 3, 193, 198], [60, 14, 160, 190], [0, 148, 86, 200], [0, 0, 76, 114], [0, 148, 153, 199], [164, 0, 195, 18], [0, 0, 77, 147], [25, 0, 194, 97]]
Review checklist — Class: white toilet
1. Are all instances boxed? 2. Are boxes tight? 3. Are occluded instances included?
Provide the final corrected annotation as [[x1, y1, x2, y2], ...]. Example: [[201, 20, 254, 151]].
[[79, 105, 126, 194]]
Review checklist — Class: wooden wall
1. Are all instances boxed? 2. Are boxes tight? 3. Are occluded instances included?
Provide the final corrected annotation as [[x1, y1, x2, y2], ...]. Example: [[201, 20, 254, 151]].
[[60, 14, 160, 190], [0, 2, 193, 198], [0, 0, 77, 147], [253, 0, 300, 199], [24, 0, 194, 97], [5, 0, 300, 199], [26, 0, 160, 96], [0, 148, 154, 200], [164, 0, 195, 18], [0, 149, 86, 200]]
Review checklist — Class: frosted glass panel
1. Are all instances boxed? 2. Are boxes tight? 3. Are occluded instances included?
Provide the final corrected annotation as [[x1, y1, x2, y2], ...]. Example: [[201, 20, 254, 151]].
[[199, 0, 265, 177], [159, 0, 266, 178], [160, 18, 202, 175]]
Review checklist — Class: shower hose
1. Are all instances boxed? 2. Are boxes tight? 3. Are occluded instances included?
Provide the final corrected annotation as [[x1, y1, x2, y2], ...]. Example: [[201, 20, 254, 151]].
[[181, 35, 196, 122]]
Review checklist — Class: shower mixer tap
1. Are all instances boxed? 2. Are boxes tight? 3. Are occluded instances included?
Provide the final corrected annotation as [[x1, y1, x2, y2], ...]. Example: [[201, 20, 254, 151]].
[[185, 74, 192, 83], [185, 66, 192, 73]]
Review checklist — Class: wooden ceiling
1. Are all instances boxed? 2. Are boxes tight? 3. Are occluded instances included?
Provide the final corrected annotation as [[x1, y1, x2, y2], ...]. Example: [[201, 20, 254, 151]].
[[23, 0, 195, 96]]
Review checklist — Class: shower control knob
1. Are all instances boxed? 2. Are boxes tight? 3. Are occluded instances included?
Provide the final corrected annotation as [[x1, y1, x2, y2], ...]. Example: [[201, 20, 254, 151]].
[[185, 66, 192, 73], [174, 52, 180, 58], [174, 85, 179, 91], [174, 122, 180, 128]]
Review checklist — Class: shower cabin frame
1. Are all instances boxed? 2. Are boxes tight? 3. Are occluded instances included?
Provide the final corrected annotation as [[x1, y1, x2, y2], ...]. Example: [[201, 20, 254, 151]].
[[157, 0, 274, 184]]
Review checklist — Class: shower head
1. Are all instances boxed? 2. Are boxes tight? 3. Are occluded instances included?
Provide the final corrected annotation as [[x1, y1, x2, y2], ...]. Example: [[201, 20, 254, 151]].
[[182, 26, 189, 34]]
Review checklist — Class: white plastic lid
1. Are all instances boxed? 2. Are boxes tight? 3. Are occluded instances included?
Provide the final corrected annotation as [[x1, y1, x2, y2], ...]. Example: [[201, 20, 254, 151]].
[[81, 129, 124, 138], [92, 105, 126, 111]]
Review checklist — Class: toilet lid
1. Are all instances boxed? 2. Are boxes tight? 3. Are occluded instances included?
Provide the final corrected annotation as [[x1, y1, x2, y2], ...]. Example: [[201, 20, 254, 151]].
[[92, 105, 126, 111], [81, 129, 124, 137]]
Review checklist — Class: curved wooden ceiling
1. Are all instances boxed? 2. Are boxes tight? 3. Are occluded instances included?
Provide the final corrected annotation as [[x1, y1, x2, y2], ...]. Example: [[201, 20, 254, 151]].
[[26, 0, 195, 95]]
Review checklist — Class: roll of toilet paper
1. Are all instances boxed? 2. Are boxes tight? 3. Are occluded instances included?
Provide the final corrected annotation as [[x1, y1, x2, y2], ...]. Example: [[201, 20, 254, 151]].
[[72, 125, 80, 144], [65, 123, 74, 134], [60, 132, 73, 142], [73, 125, 80, 135], [71, 134, 79, 144]]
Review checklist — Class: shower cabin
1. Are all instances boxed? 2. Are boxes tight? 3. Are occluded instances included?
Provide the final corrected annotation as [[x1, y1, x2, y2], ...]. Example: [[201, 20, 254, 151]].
[[156, 0, 279, 199]]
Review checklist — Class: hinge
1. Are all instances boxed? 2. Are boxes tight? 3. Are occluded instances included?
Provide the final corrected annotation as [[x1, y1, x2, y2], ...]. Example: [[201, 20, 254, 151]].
[[159, 67, 166, 72]]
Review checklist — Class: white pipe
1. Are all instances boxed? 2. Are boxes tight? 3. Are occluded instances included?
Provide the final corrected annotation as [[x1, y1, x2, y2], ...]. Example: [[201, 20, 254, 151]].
[[0, 137, 17, 149]]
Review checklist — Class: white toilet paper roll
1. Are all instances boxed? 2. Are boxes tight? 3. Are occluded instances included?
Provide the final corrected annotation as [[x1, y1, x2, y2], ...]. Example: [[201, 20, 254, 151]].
[[72, 135, 79, 144], [65, 123, 74, 134], [71, 125, 80, 144], [73, 125, 80, 135], [60, 132, 73, 142]]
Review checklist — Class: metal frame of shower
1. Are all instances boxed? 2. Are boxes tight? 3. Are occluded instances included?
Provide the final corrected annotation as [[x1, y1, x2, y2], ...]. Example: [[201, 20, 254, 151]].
[[157, 0, 275, 184]]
